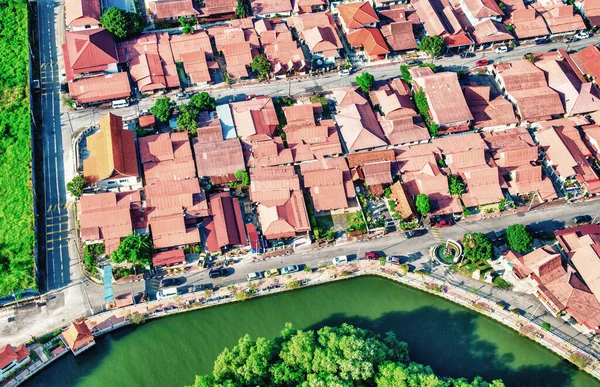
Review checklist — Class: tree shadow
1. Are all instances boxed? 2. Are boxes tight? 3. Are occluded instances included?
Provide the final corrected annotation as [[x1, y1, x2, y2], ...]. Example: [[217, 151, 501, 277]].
[[306, 308, 578, 387]]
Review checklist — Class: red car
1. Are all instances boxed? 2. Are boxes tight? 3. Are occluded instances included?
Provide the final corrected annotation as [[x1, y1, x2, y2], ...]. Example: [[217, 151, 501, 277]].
[[475, 58, 489, 67], [364, 251, 382, 260], [433, 220, 452, 228]]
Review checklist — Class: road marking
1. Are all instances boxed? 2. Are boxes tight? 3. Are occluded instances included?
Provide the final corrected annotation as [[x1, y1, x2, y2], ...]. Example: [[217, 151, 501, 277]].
[[46, 220, 68, 228], [46, 214, 67, 220]]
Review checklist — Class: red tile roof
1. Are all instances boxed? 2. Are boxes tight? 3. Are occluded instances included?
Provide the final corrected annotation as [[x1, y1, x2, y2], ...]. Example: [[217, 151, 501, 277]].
[[145, 178, 209, 220], [335, 101, 388, 152], [300, 157, 356, 200], [471, 19, 514, 45], [509, 7, 549, 39], [347, 28, 390, 58], [69, 72, 131, 105], [568, 243, 600, 304], [507, 164, 557, 202], [150, 213, 201, 249], [555, 224, 600, 252], [193, 138, 245, 182], [333, 87, 369, 108], [65, 0, 101, 27], [535, 4, 586, 34], [287, 123, 342, 162], [412, 71, 473, 126], [170, 31, 214, 85], [149, 0, 200, 20], [302, 169, 349, 211], [205, 192, 247, 250], [231, 98, 278, 140], [250, 138, 294, 167], [139, 132, 197, 185], [257, 190, 310, 240], [371, 84, 416, 119], [83, 113, 139, 183], [250, 165, 301, 206], [152, 249, 186, 267], [0, 344, 28, 369], [65, 28, 118, 74], [291, 13, 342, 57], [62, 321, 94, 352], [461, 166, 504, 207], [79, 191, 141, 253], [462, 0, 504, 18], [463, 86, 517, 129], [139, 114, 156, 129], [338, 2, 379, 29], [412, 0, 473, 47], [250, 0, 292, 15], [380, 21, 418, 52], [361, 161, 393, 186], [570, 45, 600, 81], [379, 116, 430, 145]]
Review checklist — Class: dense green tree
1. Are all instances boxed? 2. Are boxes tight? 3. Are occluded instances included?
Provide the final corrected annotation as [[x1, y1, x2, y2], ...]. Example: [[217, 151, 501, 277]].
[[506, 224, 533, 253], [188, 323, 503, 387], [415, 194, 432, 216], [101, 7, 128, 39], [419, 36, 445, 58], [111, 233, 153, 265], [448, 175, 465, 198], [176, 104, 199, 135], [235, 0, 250, 18], [251, 54, 271, 80], [356, 71, 375, 92], [66, 175, 87, 199], [229, 170, 250, 188], [463, 232, 494, 264], [125, 12, 145, 37], [189, 92, 216, 111], [179, 17, 196, 34], [400, 64, 412, 83], [151, 97, 176, 122]]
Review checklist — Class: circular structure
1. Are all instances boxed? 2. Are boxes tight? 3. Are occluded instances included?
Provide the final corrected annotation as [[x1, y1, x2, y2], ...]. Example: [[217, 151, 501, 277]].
[[433, 240, 463, 266]]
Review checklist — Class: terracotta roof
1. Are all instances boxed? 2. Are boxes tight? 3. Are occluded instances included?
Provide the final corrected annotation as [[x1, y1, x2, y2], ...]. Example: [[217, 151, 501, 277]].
[[290, 13, 342, 56], [79, 191, 141, 253], [205, 192, 247, 250], [68, 72, 131, 105], [388, 181, 415, 220], [230, 98, 278, 140], [504, 250, 533, 278], [150, 213, 201, 248], [380, 21, 418, 52], [335, 102, 388, 152], [286, 121, 342, 162], [347, 149, 396, 168], [401, 161, 462, 215], [412, 0, 473, 47], [379, 116, 430, 145], [83, 113, 138, 183], [584, 0, 600, 21], [170, 31, 214, 84], [555, 224, 600, 252], [483, 127, 537, 169], [293, 0, 326, 13], [347, 28, 390, 58], [149, 0, 200, 20], [302, 169, 349, 211], [139, 132, 197, 185], [250, 166, 301, 206], [62, 321, 94, 352], [522, 246, 565, 283], [202, 0, 237, 16], [510, 8, 549, 39], [193, 138, 245, 182], [0, 344, 28, 369], [471, 19, 514, 45], [461, 166, 504, 207], [257, 190, 310, 239], [250, 0, 292, 15], [462, 0, 503, 18], [508, 165, 557, 202], [283, 104, 319, 127], [65, 28, 118, 73], [119, 33, 180, 92], [371, 85, 416, 119], [145, 178, 209, 220], [300, 157, 355, 200], [570, 45, 600, 81], [338, 2, 379, 29], [494, 60, 564, 121], [249, 138, 293, 167], [537, 119, 600, 192], [463, 86, 517, 129], [152, 249, 186, 267], [333, 87, 368, 108], [569, 243, 600, 303], [263, 37, 307, 75], [361, 161, 393, 186], [412, 71, 473, 125], [65, 0, 101, 27], [535, 4, 586, 34]]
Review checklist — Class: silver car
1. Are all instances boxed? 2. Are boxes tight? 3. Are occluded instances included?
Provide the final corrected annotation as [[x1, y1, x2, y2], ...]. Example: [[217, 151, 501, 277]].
[[246, 271, 263, 281], [280, 265, 300, 275]]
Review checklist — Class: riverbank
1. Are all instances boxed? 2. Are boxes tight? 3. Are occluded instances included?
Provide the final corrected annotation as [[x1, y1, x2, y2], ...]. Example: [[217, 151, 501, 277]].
[[10, 260, 599, 386]]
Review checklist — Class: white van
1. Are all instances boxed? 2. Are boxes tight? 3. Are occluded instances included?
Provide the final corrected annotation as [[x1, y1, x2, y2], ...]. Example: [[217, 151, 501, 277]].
[[156, 287, 178, 300], [332, 255, 348, 266], [111, 99, 129, 108]]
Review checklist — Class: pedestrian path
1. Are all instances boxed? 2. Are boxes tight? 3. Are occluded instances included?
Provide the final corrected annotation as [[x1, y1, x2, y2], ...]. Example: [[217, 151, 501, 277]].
[[430, 228, 445, 243]]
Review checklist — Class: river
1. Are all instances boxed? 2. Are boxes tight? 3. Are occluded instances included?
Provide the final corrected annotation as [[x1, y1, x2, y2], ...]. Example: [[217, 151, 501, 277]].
[[25, 276, 600, 387]]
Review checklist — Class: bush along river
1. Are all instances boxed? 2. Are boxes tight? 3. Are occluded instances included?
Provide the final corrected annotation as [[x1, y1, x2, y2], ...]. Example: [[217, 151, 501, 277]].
[[25, 276, 600, 387]]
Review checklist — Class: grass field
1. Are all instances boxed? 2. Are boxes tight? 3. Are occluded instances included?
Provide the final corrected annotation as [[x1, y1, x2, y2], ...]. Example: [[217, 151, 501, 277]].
[[0, 0, 36, 295]]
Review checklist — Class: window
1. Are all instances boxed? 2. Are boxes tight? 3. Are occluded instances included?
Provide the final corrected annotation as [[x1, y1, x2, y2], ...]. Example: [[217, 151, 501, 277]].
[[119, 179, 128, 183], [107, 181, 116, 185]]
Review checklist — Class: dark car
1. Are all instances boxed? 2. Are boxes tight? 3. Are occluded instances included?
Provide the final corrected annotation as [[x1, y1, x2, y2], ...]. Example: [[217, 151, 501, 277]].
[[364, 251, 382, 260], [460, 52, 475, 58], [405, 229, 425, 238], [534, 38, 551, 45], [387, 256, 402, 265], [159, 278, 180, 288], [572, 215, 593, 225], [209, 267, 228, 279]]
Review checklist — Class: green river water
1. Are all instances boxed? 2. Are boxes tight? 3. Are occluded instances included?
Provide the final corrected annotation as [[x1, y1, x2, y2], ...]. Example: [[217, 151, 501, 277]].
[[25, 276, 600, 387]]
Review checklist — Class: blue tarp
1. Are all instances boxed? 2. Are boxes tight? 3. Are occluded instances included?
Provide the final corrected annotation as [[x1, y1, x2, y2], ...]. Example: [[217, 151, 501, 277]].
[[216, 104, 237, 139], [103, 265, 114, 302]]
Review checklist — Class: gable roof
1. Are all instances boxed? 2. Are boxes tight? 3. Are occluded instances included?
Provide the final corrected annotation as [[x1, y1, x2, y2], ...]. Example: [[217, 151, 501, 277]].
[[250, 166, 301, 206], [333, 87, 368, 108], [205, 192, 247, 250], [302, 169, 349, 211], [463, 86, 517, 128], [230, 97, 278, 140], [149, 0, 200, 20], [462, 0, 503, 18], [139, 132, 197, 185], [62, 321, 94, 352], [510, 7, 549, 39], [571, 45, 600, 81], [150, 213, 201, 248], [83, 113, 139, 183], [68, 72, 132, 105], [346, 28, 390, 58], [380, 21, 418, 52], [412, 0, 473, 47], [250, 0, 292, 15], [335, 102, 388, 151], [471, 19, 513, 44], [257, 190, 310, 239], [193, 138, 245, 181], [379, 116, 430, 145], [338, 1, 379, 29], [412, 71, 473, 125], [65, 28, 118, 73], [65, 0, 101, 27]]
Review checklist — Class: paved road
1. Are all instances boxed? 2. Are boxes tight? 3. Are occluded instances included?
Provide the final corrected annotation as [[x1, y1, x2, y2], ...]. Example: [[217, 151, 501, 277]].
[[63, 35, 600, 131]]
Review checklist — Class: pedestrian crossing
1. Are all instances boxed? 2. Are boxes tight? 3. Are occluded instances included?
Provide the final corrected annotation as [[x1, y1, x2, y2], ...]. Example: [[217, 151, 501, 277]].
[[46, 202, 75, 213], [430, 227, 445, 243]]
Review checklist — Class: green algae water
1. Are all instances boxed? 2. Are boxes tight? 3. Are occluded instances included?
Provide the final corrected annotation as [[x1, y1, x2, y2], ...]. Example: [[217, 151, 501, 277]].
[[26, 276, 600, 387]]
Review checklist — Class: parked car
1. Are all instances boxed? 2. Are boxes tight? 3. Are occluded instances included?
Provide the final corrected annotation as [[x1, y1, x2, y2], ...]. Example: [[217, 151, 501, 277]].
[[405, 229, 425, 238], [575, 31, 590, 40], [209, 267, 227, 279], [534, 38, 551, 45], [338, 69, 351, 76], [475, 58, 489, 67], [156, 287, 178, 301], [280, 265, 300, 275], [175, 93, 189, 100], [364, 251, 383, 260], [432, 219, 453, 228], [387, 256, 402, 265], [460, 52, 475, 58], [332, 255, 348, 265], [572, 215, 593, 225], [563, 36, 574, 43], [246, 272, 263, 281], [494, 45, 508, 53], [159, 278, 180, 288], [264, 268, 280, 278]]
